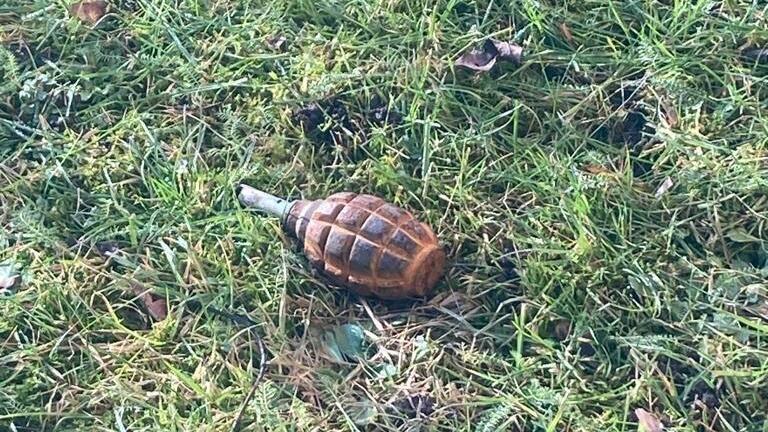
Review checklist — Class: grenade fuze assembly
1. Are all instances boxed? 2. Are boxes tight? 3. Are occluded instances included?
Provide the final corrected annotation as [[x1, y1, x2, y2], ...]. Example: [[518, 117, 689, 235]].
[[237, 184, 446, 300]]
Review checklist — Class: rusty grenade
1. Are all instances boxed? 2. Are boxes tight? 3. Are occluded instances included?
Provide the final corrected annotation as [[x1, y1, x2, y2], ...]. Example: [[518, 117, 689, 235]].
[[237, 184, 446, 300]]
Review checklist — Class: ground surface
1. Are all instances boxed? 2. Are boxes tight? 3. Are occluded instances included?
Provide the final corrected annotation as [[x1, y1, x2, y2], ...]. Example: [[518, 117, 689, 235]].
[[2, 1, 768, 431]]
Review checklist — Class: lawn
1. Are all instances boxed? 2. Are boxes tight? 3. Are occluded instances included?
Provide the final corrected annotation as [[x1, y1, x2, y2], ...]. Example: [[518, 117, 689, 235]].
[[2, 0, 768, 431]]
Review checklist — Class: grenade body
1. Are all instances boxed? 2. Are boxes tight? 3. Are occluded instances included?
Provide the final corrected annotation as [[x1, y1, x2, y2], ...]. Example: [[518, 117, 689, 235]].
[[238, 186, 445, 299]]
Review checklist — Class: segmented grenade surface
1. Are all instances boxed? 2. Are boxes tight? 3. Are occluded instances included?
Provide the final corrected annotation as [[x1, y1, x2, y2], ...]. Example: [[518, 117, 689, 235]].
[[284, 192, 445, 299]]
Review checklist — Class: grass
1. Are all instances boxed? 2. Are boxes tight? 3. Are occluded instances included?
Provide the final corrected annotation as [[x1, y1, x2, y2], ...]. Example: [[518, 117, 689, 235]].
[[2, 0, 768, 430]]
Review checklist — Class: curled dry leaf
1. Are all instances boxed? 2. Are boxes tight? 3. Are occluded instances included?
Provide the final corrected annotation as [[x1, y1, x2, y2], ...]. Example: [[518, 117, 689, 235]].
[[455, 38, 523, 72], [142, 296, 168, 321], [634, 408, 663, 432], [129, 282, 168, 321], [69, 0, 108, 24]]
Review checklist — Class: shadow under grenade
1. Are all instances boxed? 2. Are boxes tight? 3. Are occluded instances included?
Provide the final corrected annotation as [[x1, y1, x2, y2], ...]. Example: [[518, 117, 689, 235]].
[[237, 184, 446, 300]]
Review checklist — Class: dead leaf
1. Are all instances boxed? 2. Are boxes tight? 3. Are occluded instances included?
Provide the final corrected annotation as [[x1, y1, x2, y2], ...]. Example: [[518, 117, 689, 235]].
[[69, 0, 108, 24], [143, 296, 168, 321], [559, 22, 574, 44], [455, 38, 523, 72], [634, 408, 663, 432], [654, 177, 674, 199], [129, 282, 168, 321]]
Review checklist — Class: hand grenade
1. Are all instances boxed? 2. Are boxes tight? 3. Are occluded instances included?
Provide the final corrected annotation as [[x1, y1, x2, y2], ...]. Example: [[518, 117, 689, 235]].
[[238, 184, 446, 299]]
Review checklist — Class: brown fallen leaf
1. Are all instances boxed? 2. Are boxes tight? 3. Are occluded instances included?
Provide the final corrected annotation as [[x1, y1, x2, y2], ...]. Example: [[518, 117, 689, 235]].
[[69, 0, 109, 24], [142, 295, 168, 321], [455, 38, 523, 72], [129, 282, 168, 321], [635, 408, 663, 432]]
